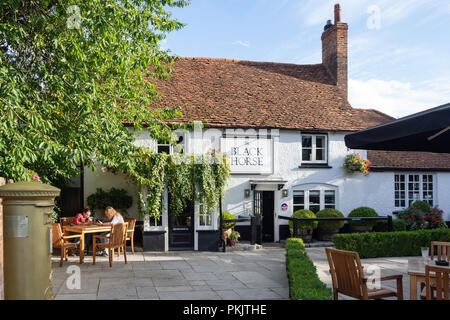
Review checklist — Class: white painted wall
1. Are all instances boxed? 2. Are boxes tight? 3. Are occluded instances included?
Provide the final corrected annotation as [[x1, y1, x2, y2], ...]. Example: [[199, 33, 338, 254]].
[[82, 128, 450, 230]]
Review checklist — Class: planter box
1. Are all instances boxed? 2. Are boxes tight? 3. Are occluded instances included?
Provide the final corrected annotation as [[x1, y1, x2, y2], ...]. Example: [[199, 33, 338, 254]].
[[289, 227, 314, 243]]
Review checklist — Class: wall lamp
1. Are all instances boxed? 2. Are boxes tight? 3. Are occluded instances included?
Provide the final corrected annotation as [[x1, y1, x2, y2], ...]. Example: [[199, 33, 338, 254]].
[[244, 189, 251, 198], [282, 189, 289, 198]]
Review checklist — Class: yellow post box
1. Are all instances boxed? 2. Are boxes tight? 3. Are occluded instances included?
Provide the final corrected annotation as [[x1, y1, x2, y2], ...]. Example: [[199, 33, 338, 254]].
[[0, 181, 60, 300]]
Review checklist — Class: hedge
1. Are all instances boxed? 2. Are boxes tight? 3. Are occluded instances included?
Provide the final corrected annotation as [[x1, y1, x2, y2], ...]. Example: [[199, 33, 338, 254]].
[[332, 228, 450, 258], [285, 238, 332, 300], [373, 219, 406, 232]]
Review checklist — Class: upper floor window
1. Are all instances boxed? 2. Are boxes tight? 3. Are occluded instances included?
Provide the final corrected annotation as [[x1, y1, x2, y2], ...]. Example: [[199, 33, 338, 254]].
[[394, 173, 434, 208], [301, 134, 327, 163]]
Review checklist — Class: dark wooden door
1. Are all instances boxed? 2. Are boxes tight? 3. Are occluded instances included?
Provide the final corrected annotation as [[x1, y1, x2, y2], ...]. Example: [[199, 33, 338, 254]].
[[169, 201, 194, 250], [262, 191, 274, 242]]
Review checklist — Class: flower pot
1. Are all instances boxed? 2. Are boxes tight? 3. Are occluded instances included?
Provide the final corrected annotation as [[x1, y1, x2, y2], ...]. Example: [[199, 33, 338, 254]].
[[350, 225, 372, 233], [318, 229, 339, 241], [289, 227, 313, 243]]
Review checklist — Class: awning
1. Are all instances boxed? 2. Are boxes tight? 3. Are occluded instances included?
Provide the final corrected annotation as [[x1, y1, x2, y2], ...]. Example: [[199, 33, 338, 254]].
[[345, 103, 450, 153], [249, 178, 288, 190]]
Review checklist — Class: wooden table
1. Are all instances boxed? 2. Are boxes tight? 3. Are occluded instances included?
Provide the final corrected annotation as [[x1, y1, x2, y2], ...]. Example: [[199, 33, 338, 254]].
[[408, 257, 450, 300], [63, 224, 112, 263]]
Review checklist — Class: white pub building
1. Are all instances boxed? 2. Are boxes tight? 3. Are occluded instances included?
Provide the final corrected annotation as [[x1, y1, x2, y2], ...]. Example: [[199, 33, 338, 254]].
[[73, 5, 450, 251]]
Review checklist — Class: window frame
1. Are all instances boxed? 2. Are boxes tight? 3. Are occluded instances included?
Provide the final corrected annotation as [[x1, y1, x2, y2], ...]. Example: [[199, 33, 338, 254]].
[[394, 173, 435, 209], [292, 184, 338, 213], [301, 134, 328, 164]]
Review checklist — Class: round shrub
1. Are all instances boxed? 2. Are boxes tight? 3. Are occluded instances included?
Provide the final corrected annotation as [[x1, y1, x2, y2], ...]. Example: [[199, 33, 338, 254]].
[[221, 211, 236, 229], [348, 207, 379, 227], [289, 209, 318, 230], [411, 200, 431, 213], [316, 208, 345, 231]]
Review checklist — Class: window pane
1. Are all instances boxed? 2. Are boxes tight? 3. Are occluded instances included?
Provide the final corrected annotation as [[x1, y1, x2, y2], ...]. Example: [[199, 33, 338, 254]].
[[316, 136, 325, 148], [302, 136, 312, 148], [293, 205, 304, 212], [309, 191, 320, 205], [293, 191, 304, 206], [302, 149, 312, 161], [316, 148, 324, 161], [325, 190, 335, 205], [158, 145, 170, 154]]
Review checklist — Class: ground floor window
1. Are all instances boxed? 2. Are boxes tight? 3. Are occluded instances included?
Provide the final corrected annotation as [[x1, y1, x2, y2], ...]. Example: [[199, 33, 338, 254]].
[[293, 188, 336, 213], [394, 173, 434, 208]]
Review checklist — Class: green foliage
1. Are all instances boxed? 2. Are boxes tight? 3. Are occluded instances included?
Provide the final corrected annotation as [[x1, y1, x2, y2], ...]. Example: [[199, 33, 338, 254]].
[[289, 209, 318, 230], [374, 219, 407, 232], [348, 207, 379, 227], [135, 152, 230, 219], [285, 238, 332, 300], [221, 211, 236, 229], [0, 0, 188, 184], [316, 208, 345, 231], [397, 202, 447, 230], [87, 188, 132, 215], [332, 228, 450, 258]]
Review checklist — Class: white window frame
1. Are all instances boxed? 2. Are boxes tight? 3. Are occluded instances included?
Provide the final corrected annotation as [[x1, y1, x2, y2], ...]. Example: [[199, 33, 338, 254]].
[[196, 203, 217, 231], [301, 134, 328, 164], [394, 173, 435, 209], [292, 184, 338, 213]]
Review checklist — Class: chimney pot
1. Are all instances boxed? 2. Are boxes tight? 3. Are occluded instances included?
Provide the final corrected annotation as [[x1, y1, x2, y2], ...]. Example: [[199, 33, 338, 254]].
[[334, 3, 341, 23]]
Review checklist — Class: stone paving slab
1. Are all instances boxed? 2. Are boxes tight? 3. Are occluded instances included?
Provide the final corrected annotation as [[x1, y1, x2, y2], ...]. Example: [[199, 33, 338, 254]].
[[52, 246, 289, 300]]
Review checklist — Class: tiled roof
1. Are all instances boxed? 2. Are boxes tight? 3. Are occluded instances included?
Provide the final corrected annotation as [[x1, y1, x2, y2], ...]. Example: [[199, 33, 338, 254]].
[[148, 57, 374, 131], [356, 109, 450, 170]]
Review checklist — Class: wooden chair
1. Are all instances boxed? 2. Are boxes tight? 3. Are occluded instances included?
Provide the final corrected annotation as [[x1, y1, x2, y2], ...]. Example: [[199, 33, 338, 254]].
[[60, 217, 75, 227], [431, 241, 450, 261], [124, 218, 136, 254], [92, 223, 128, 267], [52, 223, 82, 267], [325, 248, 403, 300], [425, 265, 450, 300]]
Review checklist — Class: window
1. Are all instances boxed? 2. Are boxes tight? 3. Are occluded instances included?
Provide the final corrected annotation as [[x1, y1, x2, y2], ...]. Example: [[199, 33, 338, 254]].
[[293, 187, 336, 213], [301, 135, 327, 163], [394, 174, 434, 208], [198, 204, 214, 228], [157, 143, 172, 154]]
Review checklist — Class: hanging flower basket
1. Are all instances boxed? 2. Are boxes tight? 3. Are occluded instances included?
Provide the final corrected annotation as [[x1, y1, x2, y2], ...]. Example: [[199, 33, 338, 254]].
[[343, 153, 371, 176]]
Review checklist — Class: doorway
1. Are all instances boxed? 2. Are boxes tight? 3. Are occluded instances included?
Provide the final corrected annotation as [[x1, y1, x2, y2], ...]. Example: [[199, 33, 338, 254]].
[[254, 190, 275, 242], [168, 201, 194, 250]]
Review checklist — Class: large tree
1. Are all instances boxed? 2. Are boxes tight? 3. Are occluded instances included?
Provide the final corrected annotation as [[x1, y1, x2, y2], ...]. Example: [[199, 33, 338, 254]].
[[0, 0, 188, 184]]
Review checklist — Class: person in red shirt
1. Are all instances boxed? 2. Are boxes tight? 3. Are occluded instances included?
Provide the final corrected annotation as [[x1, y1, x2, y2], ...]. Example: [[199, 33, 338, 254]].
[[71, 206, 93, 254]]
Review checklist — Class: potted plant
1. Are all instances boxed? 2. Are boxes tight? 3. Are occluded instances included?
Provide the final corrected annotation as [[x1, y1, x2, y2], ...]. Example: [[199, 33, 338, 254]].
[[316, 208, 345, 241], [289, 209, 318, 243], [348, 207, 379, 232], [343, 153, 371, 176], [229, 230, 240, 246], [221, 211, 236, 241]]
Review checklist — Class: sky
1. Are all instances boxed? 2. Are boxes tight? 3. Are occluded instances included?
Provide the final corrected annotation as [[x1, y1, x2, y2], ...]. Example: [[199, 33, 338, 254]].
[[162, 0, 450, 118]]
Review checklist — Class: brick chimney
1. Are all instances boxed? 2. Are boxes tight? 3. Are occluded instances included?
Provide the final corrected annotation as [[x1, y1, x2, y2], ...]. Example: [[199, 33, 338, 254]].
[[321, 3, 348, 98]]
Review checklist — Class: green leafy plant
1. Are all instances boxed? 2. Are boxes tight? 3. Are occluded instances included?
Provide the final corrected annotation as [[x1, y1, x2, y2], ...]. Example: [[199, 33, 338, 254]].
[[221, 211, 236, 229], [333, 229, 450, 258], [397, 202, 447, 230], [289, 209, 318, 231], [348, 207, 379, 227], [285, 238, 332, 300], [87, 187, 133, 216], [316, 208, 345, 230], [343, 153, 371, 176], [0, 1, 188, 185]]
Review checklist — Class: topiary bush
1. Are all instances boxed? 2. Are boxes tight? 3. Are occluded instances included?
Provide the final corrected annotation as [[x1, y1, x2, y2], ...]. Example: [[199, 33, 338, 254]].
[[316, 208, 345, 230], [411, 200, 431, 213], [221, 211, 236, 229], [348, 207, 379, 227], [289, 209, 318, 230]]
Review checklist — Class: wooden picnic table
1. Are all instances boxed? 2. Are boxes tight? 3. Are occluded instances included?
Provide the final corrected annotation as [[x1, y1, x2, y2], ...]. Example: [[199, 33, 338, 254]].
[[408, 257, 450, 300], [63, 224, 112, 263]]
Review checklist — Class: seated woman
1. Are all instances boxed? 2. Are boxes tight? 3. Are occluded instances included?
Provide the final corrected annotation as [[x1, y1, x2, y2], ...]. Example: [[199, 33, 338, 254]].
[[71, 206, 93, 254], [95, 206, 124, 256]]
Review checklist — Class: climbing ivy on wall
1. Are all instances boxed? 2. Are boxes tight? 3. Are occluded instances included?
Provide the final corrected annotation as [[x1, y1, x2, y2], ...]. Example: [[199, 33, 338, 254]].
[[131, 148, 230, 220]]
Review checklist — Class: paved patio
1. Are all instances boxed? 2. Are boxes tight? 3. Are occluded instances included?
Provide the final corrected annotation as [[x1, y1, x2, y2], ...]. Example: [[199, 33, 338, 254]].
[[306, 247, 416, 300], [51, 246, 289, 300]]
